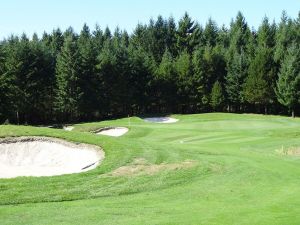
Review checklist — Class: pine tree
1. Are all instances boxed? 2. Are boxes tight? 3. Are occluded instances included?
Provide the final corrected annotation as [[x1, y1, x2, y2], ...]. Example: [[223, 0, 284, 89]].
[[192, 45, 226, 110], [243, 48, 270, 113], [166, 16, 177, 56], [175, 50, 193, 112], [77, 24, 99, 119], [210, 80, 224, 111], [225, 12, 252, 111], [274, 11, 294, 64], [276, 44, 300, 117], [93, 24, 105, 51], [55, 34, 82, 121], [192, 47, 206, 109], [97, 36, 130, 116], [26, 35, 55, 123], [203, 18, 218, 47], [50, 28, 64, 56], [0, 43, 8, 121], [103, 27, 112, 41], [127, 45, 156, 114], [152, 15, 168, 61], [226, 51, 248, 111], [294, 12, 300, 44], [257, 17, 276, 49], [176, 12, 196, 53], [155, 49, 177, 112]]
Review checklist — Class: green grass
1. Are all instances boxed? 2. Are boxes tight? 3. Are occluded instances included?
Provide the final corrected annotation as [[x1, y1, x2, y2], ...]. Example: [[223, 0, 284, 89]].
[[0, 113, 300, 224]]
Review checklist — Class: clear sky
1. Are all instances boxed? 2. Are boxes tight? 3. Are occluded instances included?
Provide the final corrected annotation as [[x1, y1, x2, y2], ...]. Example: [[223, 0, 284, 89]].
[[1, 0, 299, 39]]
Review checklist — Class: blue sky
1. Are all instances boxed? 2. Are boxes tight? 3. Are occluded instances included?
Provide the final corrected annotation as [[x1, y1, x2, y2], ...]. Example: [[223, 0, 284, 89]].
[[1, 0, 299, 39]]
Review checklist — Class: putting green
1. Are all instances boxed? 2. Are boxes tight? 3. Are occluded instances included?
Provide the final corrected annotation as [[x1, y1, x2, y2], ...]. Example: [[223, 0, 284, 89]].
[[0, 113, 300, 225]]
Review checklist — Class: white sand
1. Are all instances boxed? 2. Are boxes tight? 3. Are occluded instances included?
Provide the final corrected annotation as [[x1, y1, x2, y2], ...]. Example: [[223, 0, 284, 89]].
[[0, 137, 104, 179], [63, 126, 74, 131], [96, 127, 128, 137], [143, 117, 179, 123]]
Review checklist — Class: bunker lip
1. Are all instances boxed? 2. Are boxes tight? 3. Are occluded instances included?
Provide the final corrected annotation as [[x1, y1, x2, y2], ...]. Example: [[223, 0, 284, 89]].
[[0, 136, 104, 179], [95, 127, 129, 137], [143, 117, 179, 123]]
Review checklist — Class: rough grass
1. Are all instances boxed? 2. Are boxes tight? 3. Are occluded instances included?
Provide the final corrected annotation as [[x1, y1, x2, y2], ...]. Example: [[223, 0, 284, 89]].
[[0, 113, 300, 224]]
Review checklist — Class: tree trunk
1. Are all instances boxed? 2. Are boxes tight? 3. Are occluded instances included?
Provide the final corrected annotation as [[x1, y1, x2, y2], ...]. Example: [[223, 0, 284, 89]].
[[292, 109, 295, 118], [16, 111, 19, 125], [264, 105, 267, 115]]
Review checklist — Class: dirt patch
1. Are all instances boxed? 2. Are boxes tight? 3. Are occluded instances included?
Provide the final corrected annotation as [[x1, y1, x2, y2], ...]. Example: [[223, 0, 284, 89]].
[[277, 146, 300, 156], [106, 158, 197, 177]]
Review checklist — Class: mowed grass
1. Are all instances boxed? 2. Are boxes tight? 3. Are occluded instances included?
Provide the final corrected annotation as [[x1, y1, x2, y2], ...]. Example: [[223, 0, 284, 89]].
[[0, 113, 300, 224]]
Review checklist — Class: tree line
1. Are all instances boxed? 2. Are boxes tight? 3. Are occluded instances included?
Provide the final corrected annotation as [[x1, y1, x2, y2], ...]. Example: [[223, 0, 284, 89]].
[[0, 11, 300, 124]]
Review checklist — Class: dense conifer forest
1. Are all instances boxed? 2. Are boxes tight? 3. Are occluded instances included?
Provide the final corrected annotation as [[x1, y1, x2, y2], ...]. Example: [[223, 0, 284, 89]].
[[1, 11, 300, 124]]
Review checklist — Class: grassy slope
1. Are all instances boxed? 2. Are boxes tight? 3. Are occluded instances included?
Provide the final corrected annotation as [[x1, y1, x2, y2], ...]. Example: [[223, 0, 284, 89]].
[[0, 113, 300, 224]]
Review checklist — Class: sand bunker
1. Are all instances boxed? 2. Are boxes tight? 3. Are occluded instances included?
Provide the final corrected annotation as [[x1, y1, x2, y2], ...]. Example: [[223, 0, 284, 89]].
[[143, 117, 178, 123], [63, 126, 74, 131], [0, 137, 104, 178], [96, 127, 128, 137]]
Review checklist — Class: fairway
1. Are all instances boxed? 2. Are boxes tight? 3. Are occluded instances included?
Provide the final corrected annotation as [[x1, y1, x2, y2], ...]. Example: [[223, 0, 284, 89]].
[[0, 113, 300, 224]]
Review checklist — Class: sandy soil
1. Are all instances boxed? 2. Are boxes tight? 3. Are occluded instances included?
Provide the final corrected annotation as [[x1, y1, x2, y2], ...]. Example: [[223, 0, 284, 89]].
[[143, 117, 179, 123], [0, 137, 104, 178], [96, 127, 128, 137]]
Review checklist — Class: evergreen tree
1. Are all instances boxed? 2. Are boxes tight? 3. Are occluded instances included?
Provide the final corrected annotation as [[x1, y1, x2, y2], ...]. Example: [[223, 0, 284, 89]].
[[93, 24, 105, 51], [294, 12, 300, 44], [175, 50, 193, 112], [192, 45, 226, 110], [226, 51, 248, 110], [26, 36, 55, 123], [176, 12, 197, 53], [0, 43, 8, 121], [276, 44, 300, 117], [97, 38, 130, 116], [127, 45, 156, 114], [49, 28, 64, 56], [155, 49, 177, 112], [225, 12, 252, 111], [55, 35, 82, 121], [103, 27, 112, 41], [257, 17, 276, 48], [210, 80, 224, 111], [203, 18, 218, 47], [166, 16, 177, 56], [274, 11, 294, 64], [77, 24, 99, 119], [243, 48, 271, 113], [152, 15, 168, 61]]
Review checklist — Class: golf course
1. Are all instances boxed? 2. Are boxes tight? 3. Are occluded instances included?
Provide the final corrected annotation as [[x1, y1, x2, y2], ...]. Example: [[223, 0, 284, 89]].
[[0, 113, 300, 224]]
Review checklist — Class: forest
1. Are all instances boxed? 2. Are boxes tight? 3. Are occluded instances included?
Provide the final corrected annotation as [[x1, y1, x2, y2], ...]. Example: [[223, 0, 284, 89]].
[[0, 11, 300, 124]]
